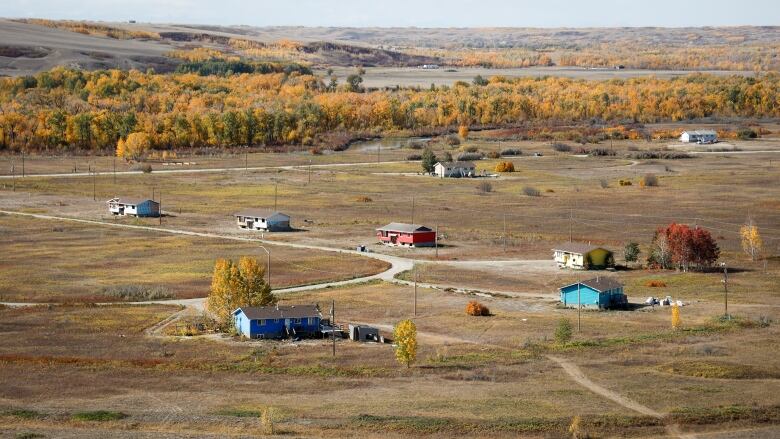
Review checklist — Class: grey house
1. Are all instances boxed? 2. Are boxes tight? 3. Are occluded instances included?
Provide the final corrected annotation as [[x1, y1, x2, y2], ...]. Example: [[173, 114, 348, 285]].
[[234, 209, 291, 232]]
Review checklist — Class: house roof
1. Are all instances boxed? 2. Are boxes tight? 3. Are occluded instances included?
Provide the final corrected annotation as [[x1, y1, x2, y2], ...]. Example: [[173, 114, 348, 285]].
[[682, 130, 717, 136], [377, 222, 433, 233], [562, 277, 624, 293], [234, 304, 320, 320], [107, 197, 157, 205], [435, 161, 475, 168], [553, 242, 609, 255], [233, 209, 289, 219]]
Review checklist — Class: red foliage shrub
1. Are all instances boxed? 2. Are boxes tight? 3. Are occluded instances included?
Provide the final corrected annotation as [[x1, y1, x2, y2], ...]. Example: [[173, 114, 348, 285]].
[[465, 300, 490, 316]]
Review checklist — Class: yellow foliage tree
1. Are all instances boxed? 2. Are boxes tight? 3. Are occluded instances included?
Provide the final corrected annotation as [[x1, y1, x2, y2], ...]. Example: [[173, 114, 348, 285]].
[[458, 125, 469, 139], [393, 319, 417, 368], [207, 257, 275, 328], [671, 303, 681, 330], [494, 161, 515, 172], [740, 219, 763, 261], [115, 138, 126, 158], [123, 132, 151, 159]]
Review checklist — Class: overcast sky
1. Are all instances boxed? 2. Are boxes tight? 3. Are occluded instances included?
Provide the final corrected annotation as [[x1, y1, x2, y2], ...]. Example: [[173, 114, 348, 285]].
[[3, 0, 779, 27]]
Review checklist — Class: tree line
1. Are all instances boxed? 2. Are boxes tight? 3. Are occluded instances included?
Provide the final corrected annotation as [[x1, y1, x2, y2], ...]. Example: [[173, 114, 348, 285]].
[[1, 67, 778, 153]]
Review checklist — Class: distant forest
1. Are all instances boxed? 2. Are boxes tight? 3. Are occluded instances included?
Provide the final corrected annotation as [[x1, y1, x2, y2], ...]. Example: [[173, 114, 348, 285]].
[[0, 67, 778, 153]]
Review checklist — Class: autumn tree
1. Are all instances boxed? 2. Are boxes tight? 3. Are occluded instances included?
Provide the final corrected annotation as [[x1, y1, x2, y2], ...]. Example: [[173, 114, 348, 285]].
[[115, 137, 126, 158], [421, 147, 437, 173], [207, 257, 275, 328], [458, 125, 469, 139], [671, 303, 681, 330], [624, 242, 640, 264], [648, 223, 719, 271], [122, 132, 151, 160], [393, 319, 417, 368], [740, 218, 763, 261], [555, 318, 573, 345]]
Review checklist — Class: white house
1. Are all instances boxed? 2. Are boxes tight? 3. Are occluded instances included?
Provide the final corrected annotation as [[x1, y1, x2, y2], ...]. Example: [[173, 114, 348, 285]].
[[107, 197, 159, 217], [553, 243, 614, 270], [680, 130, 717, 144], [234, 209, 291, 232], [434, 161, 476, 178]]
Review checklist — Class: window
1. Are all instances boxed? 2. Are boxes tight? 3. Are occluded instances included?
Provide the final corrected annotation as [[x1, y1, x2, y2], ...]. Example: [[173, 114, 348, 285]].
[[308, 317, 317, 325], [258, 319, 266, 326], [293, 318, 301, 324]]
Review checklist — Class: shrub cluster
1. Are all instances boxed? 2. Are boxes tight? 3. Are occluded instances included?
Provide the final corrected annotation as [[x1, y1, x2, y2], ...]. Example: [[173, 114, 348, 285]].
[[98, 284, 174, 301], [494, 161, 515, 172], [619, 179, 633, 186], [406, 154, 422, 161], [500, 148, 523, 156], [589, 148, 617, 157], [355, 196, 373, 203], [641, 174, 659, 187], [645, 280, 667, 287], [522, 186, 541, 197], [551, 143, 572, 152], [457, 152, 484, 161], [486, 151, 501, 159], [476, 182, 493, 193], [628, 151, 692, 159], [465, 300, 490, 316]]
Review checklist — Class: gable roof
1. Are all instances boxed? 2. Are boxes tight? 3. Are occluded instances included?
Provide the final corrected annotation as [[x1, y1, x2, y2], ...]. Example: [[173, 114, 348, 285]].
[[435, 161, 475, 168], [553, 242, 609, 255], [234, 304, 320, 320], [107, 197, 157, 206], [377, 222, 432, 233], [682, 130, 717, 136], [561, 277, 623, 293], [233, 209, 289, 219]]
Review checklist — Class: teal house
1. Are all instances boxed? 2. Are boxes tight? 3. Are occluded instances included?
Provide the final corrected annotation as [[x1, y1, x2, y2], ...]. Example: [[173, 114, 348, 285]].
[[560, 277, 627, 309]]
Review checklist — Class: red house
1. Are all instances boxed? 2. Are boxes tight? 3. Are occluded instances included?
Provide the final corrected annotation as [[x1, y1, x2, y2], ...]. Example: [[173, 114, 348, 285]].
[[376, 223, 436, 247]]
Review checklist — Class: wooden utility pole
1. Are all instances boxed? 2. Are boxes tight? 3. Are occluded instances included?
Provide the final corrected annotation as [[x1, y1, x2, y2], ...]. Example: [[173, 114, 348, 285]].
[[152, 187, 155, 202], [11, 163, 15, 192], [92, 170, 96, 201], [577, 280, 581, 332], [245, 151, 248, 173], [503, 213, 507, 252], [413, 267, 418, 317], [411, 196, 415, 224], [435, 225, 439, 258], [569, 208, 573, 242], [308, 160, 312, 184], [722, 262, 729, 319], [21, 150, 25, 177], [113, 157, 116, 184], [377, 142, 380, 164], [331, 299, 336, 357], [274, 182, 278, 211], [159, 191, 162, 225]]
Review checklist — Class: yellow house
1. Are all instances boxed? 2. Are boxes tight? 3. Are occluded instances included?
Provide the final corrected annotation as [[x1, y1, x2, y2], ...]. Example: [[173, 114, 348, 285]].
[[553, 243, 614, 270]]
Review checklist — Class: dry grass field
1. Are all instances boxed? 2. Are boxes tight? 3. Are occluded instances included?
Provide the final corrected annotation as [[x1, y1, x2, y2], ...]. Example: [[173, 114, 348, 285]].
[[1, 126, 779, 437]]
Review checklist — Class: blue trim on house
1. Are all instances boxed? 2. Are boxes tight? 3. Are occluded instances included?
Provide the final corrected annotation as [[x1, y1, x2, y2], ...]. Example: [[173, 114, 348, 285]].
[[559, 283, 627, 309], [233, 309, 321, 339]]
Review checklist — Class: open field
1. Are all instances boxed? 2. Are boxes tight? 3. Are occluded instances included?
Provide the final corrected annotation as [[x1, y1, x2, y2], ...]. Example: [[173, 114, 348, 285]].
[[322, 66, 757, 88], [0, 280, 778, 438], [0, 213, 389, 303], [2, 126, 780, 437]]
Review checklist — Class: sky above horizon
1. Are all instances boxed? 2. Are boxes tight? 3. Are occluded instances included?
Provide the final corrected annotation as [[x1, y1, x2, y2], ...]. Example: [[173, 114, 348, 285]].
[[3, 0, 779, 27]]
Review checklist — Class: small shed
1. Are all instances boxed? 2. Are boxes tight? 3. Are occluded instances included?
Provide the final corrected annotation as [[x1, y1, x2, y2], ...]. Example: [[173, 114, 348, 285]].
[[348, 324, 379, 342], [377, 223, 436, 247], [560, 277, 627, 309], [553, 243, 614, 270], [434, 161, 476, 178], [107, 197, 159, 217], [233, 304, 321, 339], [234, 209, 291, 232]]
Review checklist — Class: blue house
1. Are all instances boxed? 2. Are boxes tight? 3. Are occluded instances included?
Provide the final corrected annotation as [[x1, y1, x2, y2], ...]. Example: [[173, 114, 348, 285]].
[[233, 304, 322, 339], [560, 277, 627, 309]]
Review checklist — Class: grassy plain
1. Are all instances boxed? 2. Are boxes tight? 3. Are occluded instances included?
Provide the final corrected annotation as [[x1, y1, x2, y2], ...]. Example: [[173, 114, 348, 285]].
[[1, 127, 779, 437]]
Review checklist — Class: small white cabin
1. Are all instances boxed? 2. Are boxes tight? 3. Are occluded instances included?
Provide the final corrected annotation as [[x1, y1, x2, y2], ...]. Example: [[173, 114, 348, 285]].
[[680, 130, 717, 144], [234, 209, 291, 232], [434, 161, 476, 178], [107, 197, 159, 217]]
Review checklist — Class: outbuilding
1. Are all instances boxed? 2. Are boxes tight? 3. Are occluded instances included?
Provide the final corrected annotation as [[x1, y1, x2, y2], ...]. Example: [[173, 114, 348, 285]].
[[234, 209, 291, 232], [560, 277, 627, 309], [107, 197, 160, 217], [680, 130, 717, 144], [434, 161, 476, 178], [348, 324, 380, 342], [233, 304, 321, 339], [553, 243, 614, 270], [376, 223, 436, 247]]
